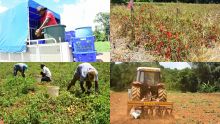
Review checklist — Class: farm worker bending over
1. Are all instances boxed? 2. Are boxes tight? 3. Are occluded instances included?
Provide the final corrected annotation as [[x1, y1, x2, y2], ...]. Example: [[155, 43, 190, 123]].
[[13, 63, 28, 78], [67, 63, 99, 94], [40, 64, 52, 82], [35, 6, 57, 37]]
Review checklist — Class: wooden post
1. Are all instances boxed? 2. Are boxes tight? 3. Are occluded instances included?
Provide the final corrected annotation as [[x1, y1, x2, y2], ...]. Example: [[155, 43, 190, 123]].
[[176, 8, 180, 19], [131, 7, 135, 47], [175, 8, 180, 23]]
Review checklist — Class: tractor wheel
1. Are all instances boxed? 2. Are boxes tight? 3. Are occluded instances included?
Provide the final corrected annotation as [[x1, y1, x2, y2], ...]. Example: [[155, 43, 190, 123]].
[[131, 85, 140, 101], [158, 88, 167, 102]]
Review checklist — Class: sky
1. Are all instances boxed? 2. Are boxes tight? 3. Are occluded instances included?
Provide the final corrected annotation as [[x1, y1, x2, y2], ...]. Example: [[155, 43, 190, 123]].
[[159, 62, 191, 70], [0, 0, 110, 31]]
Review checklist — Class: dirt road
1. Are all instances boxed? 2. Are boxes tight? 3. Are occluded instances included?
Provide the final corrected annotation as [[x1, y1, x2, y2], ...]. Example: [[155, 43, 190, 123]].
[[97, 52, 110, 62], [110, 91, 220, 124]]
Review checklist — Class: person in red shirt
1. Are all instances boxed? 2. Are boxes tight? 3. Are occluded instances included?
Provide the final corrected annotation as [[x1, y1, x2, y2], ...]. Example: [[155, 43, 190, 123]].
[[35, 6, 58, 37]]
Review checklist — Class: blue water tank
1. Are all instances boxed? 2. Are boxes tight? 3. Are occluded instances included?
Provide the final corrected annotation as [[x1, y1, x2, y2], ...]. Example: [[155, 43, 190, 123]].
[[75, 27, 93, 38]]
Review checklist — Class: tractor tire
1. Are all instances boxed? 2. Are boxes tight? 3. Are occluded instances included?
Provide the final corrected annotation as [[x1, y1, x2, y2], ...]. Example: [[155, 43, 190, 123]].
[[131, 85, 140, 101], [158, 88, 167, 102]]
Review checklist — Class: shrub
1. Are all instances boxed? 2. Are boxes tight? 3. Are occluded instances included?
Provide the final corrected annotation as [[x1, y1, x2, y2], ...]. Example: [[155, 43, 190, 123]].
[[198, 82, 216, 93]]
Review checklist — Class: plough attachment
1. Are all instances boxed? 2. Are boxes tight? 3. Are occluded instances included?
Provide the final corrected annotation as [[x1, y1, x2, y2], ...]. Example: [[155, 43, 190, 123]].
[[128, 101, 174, 118]]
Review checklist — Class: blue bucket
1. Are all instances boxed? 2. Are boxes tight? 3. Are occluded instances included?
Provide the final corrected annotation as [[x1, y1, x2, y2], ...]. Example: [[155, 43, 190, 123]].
[[75, 27, 93, 38]]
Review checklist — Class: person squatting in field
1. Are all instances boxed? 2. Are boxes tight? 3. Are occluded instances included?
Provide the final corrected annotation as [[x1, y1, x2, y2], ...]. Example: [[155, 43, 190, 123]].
[[67, 63, 99, 94], [13, 63, 28, 78], [40, 64, 52, 82]]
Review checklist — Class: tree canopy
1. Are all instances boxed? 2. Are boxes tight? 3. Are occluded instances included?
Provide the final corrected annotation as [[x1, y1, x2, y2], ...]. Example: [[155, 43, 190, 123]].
[[94, 12, 110, 41], [111, 62, 220, 92]]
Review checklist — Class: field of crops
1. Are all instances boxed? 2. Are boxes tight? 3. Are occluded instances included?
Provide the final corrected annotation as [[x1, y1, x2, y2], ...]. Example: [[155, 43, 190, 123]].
[[111, 3, 220, 62], [0, 63, 110, 124]]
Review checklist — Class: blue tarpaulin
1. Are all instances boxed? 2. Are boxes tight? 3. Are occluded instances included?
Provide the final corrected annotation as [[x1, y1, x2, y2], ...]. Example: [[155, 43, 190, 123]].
[[0, 1, 28, 53], [0, 0, 60, 53]]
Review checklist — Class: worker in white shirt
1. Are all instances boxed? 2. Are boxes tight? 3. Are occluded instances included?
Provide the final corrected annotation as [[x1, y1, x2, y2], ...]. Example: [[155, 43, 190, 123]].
[[40, 64, 52, 82], [67, 63, 99, 94]]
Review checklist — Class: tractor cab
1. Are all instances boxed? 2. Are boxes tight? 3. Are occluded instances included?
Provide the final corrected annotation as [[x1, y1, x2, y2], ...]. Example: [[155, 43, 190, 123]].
[[131, 67, 165, 101], [136, 67, 161, 86]]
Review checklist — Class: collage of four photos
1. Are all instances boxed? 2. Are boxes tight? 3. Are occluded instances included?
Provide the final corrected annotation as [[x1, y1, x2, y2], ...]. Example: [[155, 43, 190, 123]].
[[0, 0, 220, 123]]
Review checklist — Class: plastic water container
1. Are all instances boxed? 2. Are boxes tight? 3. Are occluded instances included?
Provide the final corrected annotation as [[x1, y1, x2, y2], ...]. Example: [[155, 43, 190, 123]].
[[47, 86, 60, 97], [75, 27, 93, 38], [73, 51, 96, 62], [43, 25, 66, 43], [72, 36, 95, 52]]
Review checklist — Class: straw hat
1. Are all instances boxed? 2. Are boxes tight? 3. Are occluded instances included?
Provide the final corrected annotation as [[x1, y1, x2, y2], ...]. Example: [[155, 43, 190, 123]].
[[87, 70, 96, 82]]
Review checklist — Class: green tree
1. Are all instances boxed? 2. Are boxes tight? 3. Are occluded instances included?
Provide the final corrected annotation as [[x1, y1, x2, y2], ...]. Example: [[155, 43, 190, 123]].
[[111, 0, 127, 3], [193, 63, 220, 91], [94, 12, 110, 41], [93, 27, 106, 41], [161, 68, 180, 91]]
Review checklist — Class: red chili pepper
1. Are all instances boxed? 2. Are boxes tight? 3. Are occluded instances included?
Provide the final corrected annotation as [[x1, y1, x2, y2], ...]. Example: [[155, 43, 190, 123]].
[[151, 36, 157, 44], [185, 44, 189, 50], [156, 41, 164, 54], [140, 7, 145, 13], [159, 24, 164, 32], [165, 45, 171, 59], [160, 41, 164, 46], [176, 47, 181, 61], [166, 31, 172, 39], [175, 33, 179, 40], [177, 47, 181, 57]]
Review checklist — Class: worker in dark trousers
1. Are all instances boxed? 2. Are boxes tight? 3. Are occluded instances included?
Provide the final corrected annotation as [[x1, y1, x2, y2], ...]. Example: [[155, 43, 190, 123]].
[[13, 63, 28, 78], [67, 63, 99, 94], [40, 64, 52, 82]]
